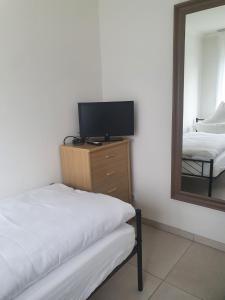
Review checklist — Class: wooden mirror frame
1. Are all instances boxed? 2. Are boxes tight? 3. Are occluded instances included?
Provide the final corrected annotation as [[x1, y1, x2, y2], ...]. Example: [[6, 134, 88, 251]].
[[171, 0, 225, 212]]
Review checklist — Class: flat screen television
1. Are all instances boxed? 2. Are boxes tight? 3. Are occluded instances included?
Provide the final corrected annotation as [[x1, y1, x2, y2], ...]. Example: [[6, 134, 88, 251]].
[[78, 101, 134, 141]]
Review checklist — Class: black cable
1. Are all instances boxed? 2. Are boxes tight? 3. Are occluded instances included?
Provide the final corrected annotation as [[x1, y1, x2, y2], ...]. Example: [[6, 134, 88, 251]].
[[63, 136, 76, 145], [63, 136, 85, 145]]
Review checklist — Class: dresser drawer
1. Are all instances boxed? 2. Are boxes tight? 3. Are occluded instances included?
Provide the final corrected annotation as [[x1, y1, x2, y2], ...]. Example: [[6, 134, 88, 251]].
[[107, 187, 129, 202], [91, 144, 128, 189], [91, 158, 128, 187], [93, 178, 130, 202], [92, 168, 128, 191], [90, 144, 127, 170]]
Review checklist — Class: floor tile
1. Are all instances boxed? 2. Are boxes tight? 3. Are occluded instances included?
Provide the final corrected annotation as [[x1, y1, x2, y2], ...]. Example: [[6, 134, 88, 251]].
[[166, 243, 225, 300], [131, 224, 192, 279], [90, 264, 161, 300], [150, 282, 201, 300]]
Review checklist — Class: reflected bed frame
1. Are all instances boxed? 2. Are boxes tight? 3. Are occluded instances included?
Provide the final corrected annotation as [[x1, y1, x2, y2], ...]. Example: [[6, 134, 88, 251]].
[[182, 158, 214, 197], [182, 118, 225, 197]]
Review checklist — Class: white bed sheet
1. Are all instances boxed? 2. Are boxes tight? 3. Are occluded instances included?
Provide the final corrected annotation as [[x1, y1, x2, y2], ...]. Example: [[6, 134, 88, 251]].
[[15, 223, 135, 300], [0, 184, 135, 300], [182, 150, 225, 177], [183, 132, 225, 160]]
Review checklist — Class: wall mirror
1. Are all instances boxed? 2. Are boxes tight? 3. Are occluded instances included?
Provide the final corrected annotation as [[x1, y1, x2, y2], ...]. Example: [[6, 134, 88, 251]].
[[172, 0, 225, 211]]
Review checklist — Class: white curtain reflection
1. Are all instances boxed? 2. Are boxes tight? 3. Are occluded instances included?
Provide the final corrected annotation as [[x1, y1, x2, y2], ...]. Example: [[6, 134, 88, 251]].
[[217, 31, 225, 107]]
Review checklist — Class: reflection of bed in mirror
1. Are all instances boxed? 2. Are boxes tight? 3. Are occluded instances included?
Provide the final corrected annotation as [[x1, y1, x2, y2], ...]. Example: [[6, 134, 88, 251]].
[[182, 102, 225, 197], [182, 132, 225, 197]]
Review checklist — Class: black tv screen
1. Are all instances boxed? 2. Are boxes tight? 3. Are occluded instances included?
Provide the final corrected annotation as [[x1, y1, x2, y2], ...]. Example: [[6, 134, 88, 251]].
[[78, 101, 134, 139]]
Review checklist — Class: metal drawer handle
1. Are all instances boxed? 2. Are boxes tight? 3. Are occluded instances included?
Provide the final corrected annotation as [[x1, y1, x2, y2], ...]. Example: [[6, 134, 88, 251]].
[[105, 154, 115, 159], [107, 187, 118, 194], [106, 171, 115, 176]]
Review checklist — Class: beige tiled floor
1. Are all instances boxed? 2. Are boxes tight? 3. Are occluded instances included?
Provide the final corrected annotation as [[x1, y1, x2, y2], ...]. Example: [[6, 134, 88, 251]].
[[166, 243, 225, 300], [90, 224, 225, 300], [130, 225, 192, 279]]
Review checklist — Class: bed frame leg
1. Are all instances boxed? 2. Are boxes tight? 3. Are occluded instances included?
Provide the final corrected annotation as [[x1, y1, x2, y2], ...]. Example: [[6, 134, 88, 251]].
[[208, 179, 212, 197], [208, 159, 214, 197], [135, 209, 143, 292]]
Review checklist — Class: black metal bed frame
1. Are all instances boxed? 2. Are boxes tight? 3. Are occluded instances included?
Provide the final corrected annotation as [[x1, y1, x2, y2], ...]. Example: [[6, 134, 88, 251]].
[[88, 208, 143, 299], [182, 158, 225, 197], [182, 116, 225, 196], [182, 117, 224, 197], [182, 158, 214, 197]]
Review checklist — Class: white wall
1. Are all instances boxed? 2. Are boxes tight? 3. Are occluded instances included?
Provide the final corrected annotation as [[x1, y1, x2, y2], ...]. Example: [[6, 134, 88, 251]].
[[183, 32, 202, 132], [98, 0, 225, 243], [0, 0, 102, 199]]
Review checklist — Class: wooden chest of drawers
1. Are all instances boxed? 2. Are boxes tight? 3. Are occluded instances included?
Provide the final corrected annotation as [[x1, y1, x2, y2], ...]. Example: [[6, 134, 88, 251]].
[[60, 139, 132, 202]]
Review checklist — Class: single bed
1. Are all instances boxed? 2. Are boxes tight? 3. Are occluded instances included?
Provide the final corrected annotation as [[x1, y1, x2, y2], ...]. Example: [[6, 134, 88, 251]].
[[0, 184, 143, 300], [15, 223, 134, 300], [182, 132, 225, 197]]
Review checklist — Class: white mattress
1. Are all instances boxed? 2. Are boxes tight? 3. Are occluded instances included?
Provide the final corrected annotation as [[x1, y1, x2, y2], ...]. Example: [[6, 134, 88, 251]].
[[182, 150, 225, 177], [14, 223, 135, 300], [183, 132, 225, 160], [0, 184, 135, 300]]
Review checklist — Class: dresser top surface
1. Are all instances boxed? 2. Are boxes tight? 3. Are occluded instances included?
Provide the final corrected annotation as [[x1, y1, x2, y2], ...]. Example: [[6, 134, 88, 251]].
[[61, 139, 129, 152]]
